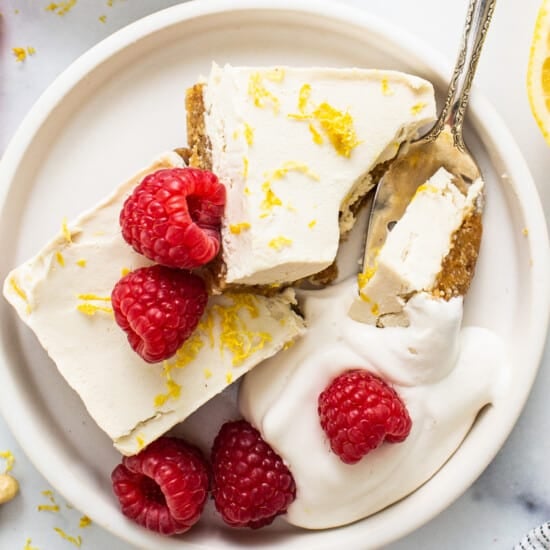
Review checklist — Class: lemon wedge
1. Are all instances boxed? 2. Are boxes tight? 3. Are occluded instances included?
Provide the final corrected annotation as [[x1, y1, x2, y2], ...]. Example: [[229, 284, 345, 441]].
[[528, 0, 550, 144]]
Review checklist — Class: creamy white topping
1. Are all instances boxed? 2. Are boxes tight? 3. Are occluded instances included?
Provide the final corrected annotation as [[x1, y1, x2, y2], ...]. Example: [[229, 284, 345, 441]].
[[351, 167, 483, 325], [203, 64, 436, 285], [3, 152, 305, 456], [239, 279, 507, 529]]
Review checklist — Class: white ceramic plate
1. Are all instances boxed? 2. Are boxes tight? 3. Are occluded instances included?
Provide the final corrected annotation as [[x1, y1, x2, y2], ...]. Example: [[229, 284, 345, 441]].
[[0, 1, 549, 548]]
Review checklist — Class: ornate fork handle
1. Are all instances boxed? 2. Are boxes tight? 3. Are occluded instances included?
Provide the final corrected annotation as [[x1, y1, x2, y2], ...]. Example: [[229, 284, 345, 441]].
[[426, 0, 497, 150]]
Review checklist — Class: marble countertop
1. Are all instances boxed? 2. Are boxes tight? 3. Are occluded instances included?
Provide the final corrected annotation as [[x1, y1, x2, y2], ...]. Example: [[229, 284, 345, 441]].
[[0, 0, 549, 548]]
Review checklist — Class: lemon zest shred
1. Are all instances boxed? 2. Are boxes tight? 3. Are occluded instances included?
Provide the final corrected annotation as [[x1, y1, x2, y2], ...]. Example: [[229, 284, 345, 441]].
[[260, 181, 282, 214], [61, 217, 72, 243], [9, 278, 29, 309], [225, 372, 233, 384], [308, 219, 317, 229], [244, 122, 254, 145], [27, 47, 36, 56], [0, 450, 15, 473], [271, 161, 320, 181], [46, 0, 77, 16], [76, 259, 87, 268], [371, 303, 380, 316], [243, 156, 249, 179], [248, 72, 280, 113], [55, 252, 65, 267], [76, 303, 113, 316], [53, 527, 82, 548], [121, 267, 130, 276], [135, 435, 145, 451], [229, 222, 251, 235], [289, 103, 359, 156], [308, 123, 323, 144], [282, 338, 295, 350], [298, 83, 312, 113], [38, 490, 60, 513], [411, 102, 427, 115], [311, 102, 360, 157], [204, 368, 213, 379], [357, 266, 377, 289], [98, 14, 107, 23], [12, 47, 28, 62], [268, 236, 292, 250], [24, 538, 39, 550], [38, 504, 60, 512], [412, 183, 439, 199], [381, 78, 394, 96], [213, 294, 272, 366], [79, 515, 92, 528]]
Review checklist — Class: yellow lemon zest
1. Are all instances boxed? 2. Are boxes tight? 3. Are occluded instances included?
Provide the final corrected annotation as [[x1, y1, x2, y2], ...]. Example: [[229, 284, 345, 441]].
[[260, 181, 282, 214], [79, 515, 92, 528], [411, 102, 427, 115], [243, 156, 249, 179], [12, 47, 27, 62], [311, 102, 360, 157], [135, 435, 145, 450], [308, 219, 317, 229], [53, 527, 82, 547], [0, 450, 15, 473], [76, 303, 113, 316], [9, 277, 29, 311], [229, 222, 251, 235], [381, 78, 394, 96], [225, 372, 233, 384], [308, 123, 323, 144], [271, 161, 320, 181], [76, 259, 87, 268], [55, 252, 65, 267], [268, 236, 292, 250], [61, 217, 72, 243], [244, 122, 254, 145], [98, 14, 107, 23], [248, 72, 280, 113], [213, 294, 272, 366], [357, 266, 377, 289]]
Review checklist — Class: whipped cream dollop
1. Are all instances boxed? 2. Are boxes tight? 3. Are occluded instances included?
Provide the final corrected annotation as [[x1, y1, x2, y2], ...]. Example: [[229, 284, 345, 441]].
[[239, 279, 507, 529]]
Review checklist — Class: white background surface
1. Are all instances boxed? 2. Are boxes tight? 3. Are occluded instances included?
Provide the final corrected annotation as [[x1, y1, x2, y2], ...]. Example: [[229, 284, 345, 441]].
[[0, 0, 549, 549]]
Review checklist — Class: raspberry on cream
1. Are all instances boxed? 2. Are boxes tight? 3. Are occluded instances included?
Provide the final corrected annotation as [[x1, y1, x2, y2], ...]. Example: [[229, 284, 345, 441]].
[[239, 279, 508, 529]]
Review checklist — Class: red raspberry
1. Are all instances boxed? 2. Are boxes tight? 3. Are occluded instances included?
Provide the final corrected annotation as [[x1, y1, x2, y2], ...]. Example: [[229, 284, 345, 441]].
[[211, 420, 296, 529], [111, 265, 208, 363], [318, 369, 412, 465], [120, 168, 226, 269], [111, 437, 209, 536]]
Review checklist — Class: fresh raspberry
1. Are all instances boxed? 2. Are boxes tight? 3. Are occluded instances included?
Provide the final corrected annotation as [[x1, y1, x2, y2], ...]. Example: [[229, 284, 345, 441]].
[[211, 420, 296, 529], [120, 168, 226, 269], [111, 265, 208, 363], [318, 369, 412, 465], [111, 437, 209, 536]]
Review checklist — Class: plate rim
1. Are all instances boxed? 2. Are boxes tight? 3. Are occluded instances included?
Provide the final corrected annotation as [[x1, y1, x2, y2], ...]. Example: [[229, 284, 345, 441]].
[[0, 0, 549, 548]]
